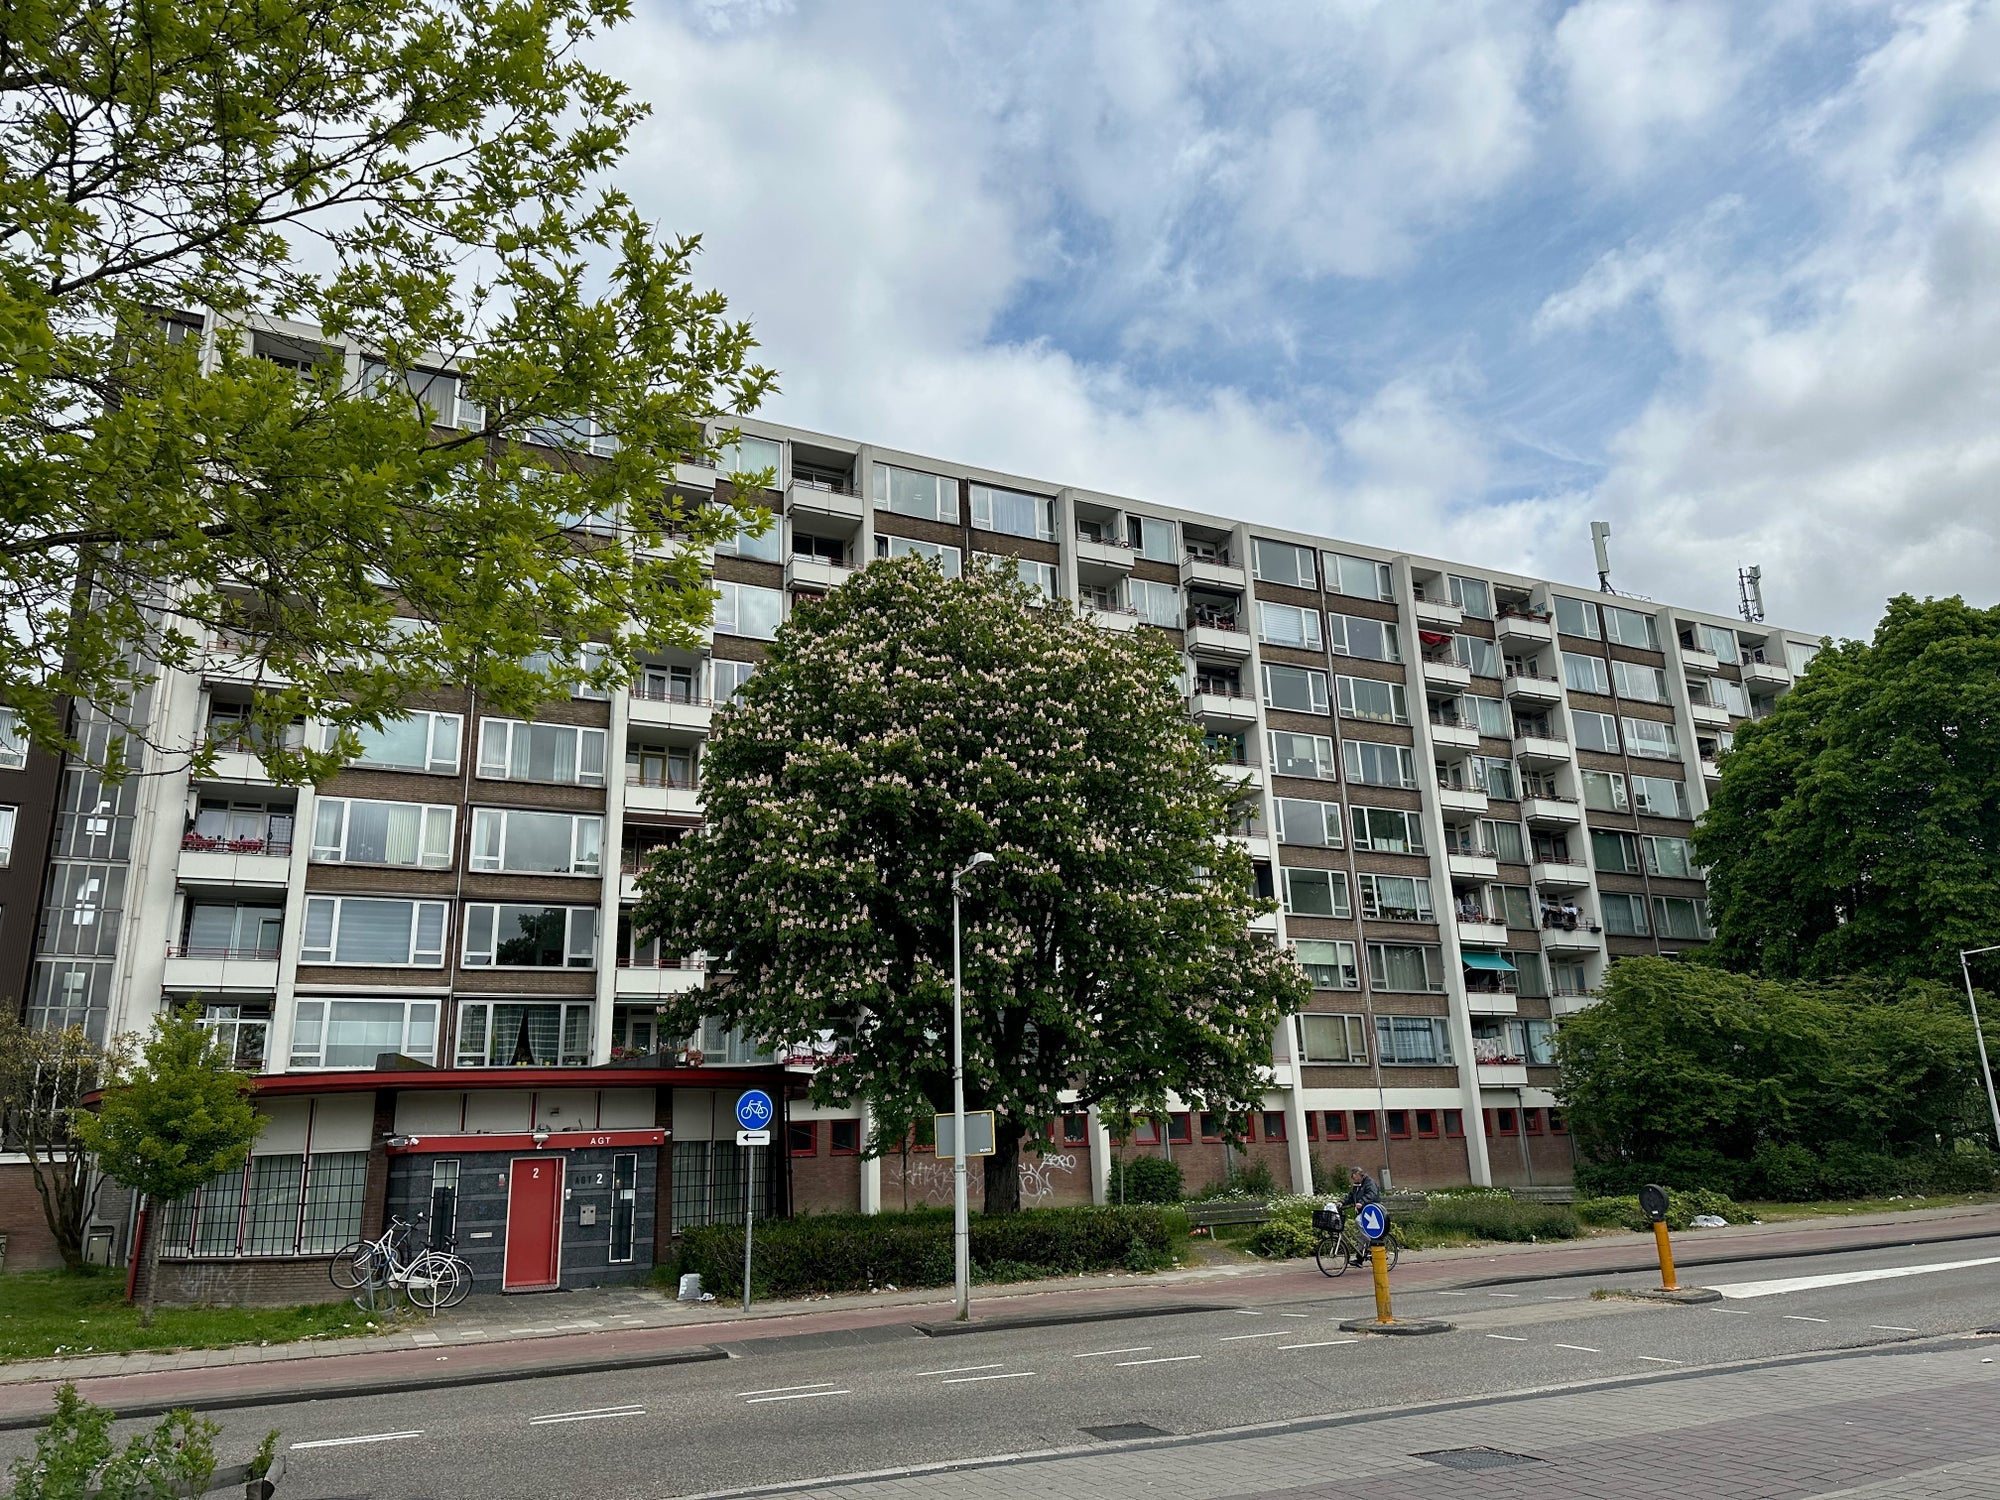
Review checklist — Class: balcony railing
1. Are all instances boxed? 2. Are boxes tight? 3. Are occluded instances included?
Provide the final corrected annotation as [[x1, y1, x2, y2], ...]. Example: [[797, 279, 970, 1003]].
[[1184, 549, 1235, 567], [1187, 608, 1245, 632], [630, 769, 698, 790], [1539, 909, 1602, 934], [1193, 685, 1252, 702], [1429, 708, 1469, 728], [1497, 604, 1553, 622], [166, 943, 281, 961], [615, 954, 707, 970], [791, 473, 859, 497], [619, 848, 675, 874], [181, 832, 293, 857], [631, 681, 709, 705], [1077, 530, 1136, 550], [1463, 976, 1519, 997]]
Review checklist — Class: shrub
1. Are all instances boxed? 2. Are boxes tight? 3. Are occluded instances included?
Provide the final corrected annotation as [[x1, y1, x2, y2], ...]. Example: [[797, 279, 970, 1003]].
[[1748, 1141, 1822, 1201], [1405, 1196, 1578, 1245], [1574, 1187, 1744, 1232], [668, 1205, 1174, 1299], [1108, 1155, 1183, 1205], [1912, 1145, 1999, 1193], [1246, 1194, 1321, 1259]]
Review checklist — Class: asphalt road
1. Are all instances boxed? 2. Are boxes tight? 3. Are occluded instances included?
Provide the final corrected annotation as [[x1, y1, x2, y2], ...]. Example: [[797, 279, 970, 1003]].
[[10, 1235, 1999, 1499]]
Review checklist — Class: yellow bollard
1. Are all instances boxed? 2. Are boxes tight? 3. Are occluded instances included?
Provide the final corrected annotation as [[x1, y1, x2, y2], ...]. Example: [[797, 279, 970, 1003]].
[[1653, 1218, 1680, 1292], [1371, 1242, 1394, 1324]]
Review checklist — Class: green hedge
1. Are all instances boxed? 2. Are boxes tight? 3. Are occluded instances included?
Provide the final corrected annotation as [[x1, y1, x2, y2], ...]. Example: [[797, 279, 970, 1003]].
[[1574, 1187, 1742, 1232], [1575, 1145, 1996, 1202], [667, 1205, 1175, 1299], [1244, 1189, 1582, 1259]]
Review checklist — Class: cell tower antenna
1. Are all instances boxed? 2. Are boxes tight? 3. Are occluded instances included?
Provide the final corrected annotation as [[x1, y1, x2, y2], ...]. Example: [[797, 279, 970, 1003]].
[[1738, 565, 1765, 623], [1590, 521, 1613, 593]]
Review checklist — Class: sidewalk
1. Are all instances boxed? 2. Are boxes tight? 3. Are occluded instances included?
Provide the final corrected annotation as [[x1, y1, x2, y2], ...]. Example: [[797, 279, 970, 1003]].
[[2, 1199, 1994, 1426]]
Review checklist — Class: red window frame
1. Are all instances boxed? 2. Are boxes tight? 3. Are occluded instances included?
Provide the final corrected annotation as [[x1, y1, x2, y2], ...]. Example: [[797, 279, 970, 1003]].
[[1061, 1112, 1089, 1146], [1323, 1110, 1348, 1141], [789, 1121, 818, 1157], [1443, 1109, 1464, 1139], [1524, 1107, 1545, 1136], [1386, 1109, 1412, 1141], [1489, 1107, 1519, 1137], [829, 1119, 861, 1156], [1304, 1112, 1320, 1142], [1548, 1109, 1569, 1136], [1166, 1112, 1192, 1145], [1353, 1110, 1378, 1141], [1261, 1111, 1287, 1144], [1199, 1111, 1225, 1143], [1133, 1118, 1161, 1145], [1415, 1108, 1439, 1139]]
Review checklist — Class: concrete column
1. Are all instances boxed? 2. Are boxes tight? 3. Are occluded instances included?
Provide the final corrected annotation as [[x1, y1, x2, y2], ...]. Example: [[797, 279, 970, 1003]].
[[1086, 1105, 1112, 1205], [858, 1097, 882, 1215]]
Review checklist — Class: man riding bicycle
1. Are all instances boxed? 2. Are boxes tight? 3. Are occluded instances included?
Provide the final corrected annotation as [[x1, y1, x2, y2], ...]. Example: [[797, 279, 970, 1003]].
[[1340, 1167, 1381, 1264]]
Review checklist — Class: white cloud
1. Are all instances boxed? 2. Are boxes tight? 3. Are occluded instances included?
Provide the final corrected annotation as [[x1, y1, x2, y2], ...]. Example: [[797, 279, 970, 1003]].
[[1554, 0, 1746, 176]]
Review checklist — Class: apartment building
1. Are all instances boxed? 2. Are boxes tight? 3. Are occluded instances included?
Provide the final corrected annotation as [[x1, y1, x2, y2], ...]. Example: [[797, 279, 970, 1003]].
[[0, 318, 1826, 1296]]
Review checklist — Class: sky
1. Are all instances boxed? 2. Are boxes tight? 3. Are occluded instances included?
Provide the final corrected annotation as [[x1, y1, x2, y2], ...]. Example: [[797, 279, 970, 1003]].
[[596, 0, 2000, 640]]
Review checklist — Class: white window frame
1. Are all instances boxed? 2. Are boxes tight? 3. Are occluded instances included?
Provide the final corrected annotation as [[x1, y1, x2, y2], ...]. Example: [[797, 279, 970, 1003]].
[[875, 534, 962, 578], [1572, 710, 1620, 754], [460, 903, 600, 969], [969, 484, 1055, 540], [1651, 895, 1712, 940], [1257, 601, 1323, 651], [469, 807, 603, 876], [1335, 675, 1406, 724], [1591, 829, 1641, 873], [1351, 805, 1425, 853], [1269, 731, 1338, 780], [1358, 873, 1434, 922], [289, 997, 440, 1069], [1324, 552, 1392, 601], [872, 463, 960, 523], [1293, 945, 1362, 994], [1478, 816, 1527, 863], [476, 718, 608, 787], [1328, 612, 1401, 663], [1128, 578, 1180, 627], [1554, 596, 1600, 640], [1562, 653, 1610, 694], [1373, 1012, 1453, 1058], [1600, 892, 1651, 937], [0, 708, 24, 770], [0, 803, 15, 866], [454, 999, 595, 1067], [1630, 774, 1689, 818], [976, 551, 1060, 600], [1251, 538, 1317, 589], [1452, 634, 1499, 677], [1698, 623, 1737, 661], [1581, 769, 1629, 811], [1274, 798, 1344, 847], [1341, 739, 1416, 789], [300, 896, 448, 967], [1281, 867, 1351, 918], [714, 579, 785, 640], [1296, 1011, 1370, 1060], [1604, 605, 1660, 650], [1612, 660, 1670, 703], [318, 709, 461, 774], [1642, 835, 1697, 878], [1621, 716, 1681, 760], [1447, 575, 1494, 619], [1264, 664, 1332, 715], [309, 797, 455, 869]]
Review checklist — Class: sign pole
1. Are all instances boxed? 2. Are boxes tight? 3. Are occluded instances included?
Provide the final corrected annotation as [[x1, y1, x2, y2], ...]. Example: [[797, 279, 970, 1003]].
[[733, 1090, 775, 1312], [742, 1144, 755, 1312], [952, 878, 970, 1323]]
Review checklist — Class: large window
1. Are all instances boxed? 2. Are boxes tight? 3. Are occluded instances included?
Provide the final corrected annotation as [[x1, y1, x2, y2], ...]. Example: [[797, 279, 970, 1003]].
[[1591, 830, 1641, 873], [713, 659, 756, 700], [1582, 769, 1628, 811], [1128, 578, 1180, 627], [1351, 805, 1425, 853], [183, 903, 283, 958], [1274, 798, 1343, 846], [1496, 884, 1535, 929], [1329, 613, 1400, 663], [1563, 653, 1610, 694], [478, 719, 607, 786], [1448, 575, 1493, 619], [978, 552, 1061, 600], [300, 897, 447, 967], [1715, 678, 1749, 717], [1126, 515, 1177, 562], [969, 484, 1054, 540], [1293, 942, 1360, 992], [1359, 873, 1433, 922], [456, 1001, 593, 1066], [1269, 731, 1338, 780], [1342, 740, 1416, 789], [461, 903, 598, 968], [1336, 675, 1406, 723], [1471, 754, 1517, 800], [1257, 602, 1323, 650], [715, 509, 782, 562], [518, 640, 609, 701], [1374, 1013, 1452, 1060], [290, 998, 439, 1067], [1601, 892, 1650, 936], [1642, 835, 1697, 877], [1297, 1012, 1369, 1062], [309, 797, 453, 868], [1452, 634, 1499, 678], [1652, 896, 1712, 939], [1613, 660, 1669, 703], [714, 580, 784, 639], [1622, 716, 1680, 760], [1462, 695, 1509, 738], [0, 803, 15, 867], [718, 433, 782, 484], [1282, 867, 1350, 918], [1367, 943, 1446, 994], [1572, 710, 1619, 753], [318, 710, 460, 774], [1604, 605, 1660, 649], [152, 1150, 368, 1257], [1631, 775, 1689, 817], [1479, 817, 1527, 862], [469, 808, 601, 876], [875, 534, 962, 578], [1264, 664, 1331, 714], [1252, 538, 1316, 588], [1697, 622, 1737, 660], [873, 464, 959, 522], [1324, 552, 1391, 600], [1553, 596, 1600, 640], [0, 708, 24, 769]]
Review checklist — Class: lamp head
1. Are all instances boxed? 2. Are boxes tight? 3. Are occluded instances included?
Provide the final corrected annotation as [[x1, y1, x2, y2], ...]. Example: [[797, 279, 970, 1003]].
[[967, 852, 995, 869]]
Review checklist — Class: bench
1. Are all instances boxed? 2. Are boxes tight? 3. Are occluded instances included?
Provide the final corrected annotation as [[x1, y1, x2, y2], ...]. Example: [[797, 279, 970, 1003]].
[[1382, 1191, 1429, 1215], [1184, 1199, 1271, 1234], [1509, 1185, 1577, 1205]]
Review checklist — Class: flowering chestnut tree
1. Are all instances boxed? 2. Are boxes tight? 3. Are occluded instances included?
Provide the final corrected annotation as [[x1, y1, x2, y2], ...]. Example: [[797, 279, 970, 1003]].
[[634, 556, 1307, 1212]]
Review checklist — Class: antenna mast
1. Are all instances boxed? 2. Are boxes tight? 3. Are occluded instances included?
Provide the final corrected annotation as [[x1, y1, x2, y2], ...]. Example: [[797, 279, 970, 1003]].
[[1737, 565, 1765, 623], [1590, 521, 1613, 593]]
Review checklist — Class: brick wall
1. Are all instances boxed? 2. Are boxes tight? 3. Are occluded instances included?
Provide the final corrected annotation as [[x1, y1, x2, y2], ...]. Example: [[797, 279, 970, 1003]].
[[0, 1162, 63, 1272], [142, 1255, 344, 1307]]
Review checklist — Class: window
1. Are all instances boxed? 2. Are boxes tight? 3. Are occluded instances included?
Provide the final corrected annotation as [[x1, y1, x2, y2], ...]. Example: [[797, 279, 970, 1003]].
[[1488, 1108, 1519, 1137], [1056, 1113, 1088, 1146], [1282, 867, 1351, 918], [1367, 943, 1446, 993], [713, 659, 756, 700], [1257, 601, 1323, 650], [470, 808, 601, 876], [1630, 774, 1689, 817], [1252, 538, 1317, 589], [1553, 596, 1600, 640], [1297, 1012, 1369, 1063], [477, 720, 606, 786], [1198, 1111, 1235, 1143], [319, 710, 461, 774], [310, 798, 454, 868], [454, 1000, 592, 1066], [1416, 1108, 1440, 1138], [1697, 622, 1737, 660], [714, 579, 785, 639], [1463, 695, 1510, 738], [1358, 873, 1434, 923], [1126, 514, 1177, 562], [300, 897, 446, 967], [1335, 675, 1406, 723], [873, 464, 959, 522], [1642, 835, 1697, 877], [1479, 818, 1527, 863], [461, 903, 598, 968], [875, 534, 962, 578], [183, 904, 282, 958], [717, 433, 782, 484], [1261, 1111, 1287, 1143], [1342, 740, 1416, 789], [1447, 576, 1493, 619], [1582, 769, 1629, 811], [1270, 731, 1338, 780], [1444, 1109, 1465, 1138], [1374, 1014, 1453, 1063], [715, 509, 782, 562], [1325, 552, 1392, 600], [0, 708, 24, 769], [1452, 634, 1499, 678], [518, 640, 610, 701], [1496, 885, 1535, 929], [289, 998, 438, 1066], [1329, 613, 1400, 663], [789, 1122, 818, 1157], [1604, 605, 1660, 649], [1166, 1112, 1192, 1145], [1351, 805, 1425, 853], [1622, 717, 1680, 760], [1471, 755, 1517, 800], [969, 484, 1053, 540], [0, 803, 14, 867], [978, 552, 1061, 600], [1352, 1110, 1378, 1141], [1275, 798, 1343, 846], [152, 1148, 368, 1257], [1613, 661, 1669, 703], [1294, 939, 1360, 990], [1652, 896, 1713, 939], [1264, 664, 1332, 715], [1563, 653, 1610, 694], [1127, 578, 1180, 627], [1591, 830, 1641, 873], [1601, 892, 1650, 936], [1386, 1109, 1412, 1140], [830, 1119, 861, 1155], [1509, 951, 1547, 997], [1572, 710, 1619, 753], [1715, 678, 1749, 717]]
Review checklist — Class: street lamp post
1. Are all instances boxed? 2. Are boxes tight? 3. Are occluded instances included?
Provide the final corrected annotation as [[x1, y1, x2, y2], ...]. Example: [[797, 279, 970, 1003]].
[[952, 852, 995, 1322], [1960, 946, 2000, 1153]]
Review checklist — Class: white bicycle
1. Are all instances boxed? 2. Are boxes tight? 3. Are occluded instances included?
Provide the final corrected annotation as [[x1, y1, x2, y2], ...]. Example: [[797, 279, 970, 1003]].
[[329, 1216, 473, 1312]]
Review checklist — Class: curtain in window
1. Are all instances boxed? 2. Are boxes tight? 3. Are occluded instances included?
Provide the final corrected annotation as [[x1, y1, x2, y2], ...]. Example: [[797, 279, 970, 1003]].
[[323, 1000, 408, 1065], [334, 900, 414, 963]]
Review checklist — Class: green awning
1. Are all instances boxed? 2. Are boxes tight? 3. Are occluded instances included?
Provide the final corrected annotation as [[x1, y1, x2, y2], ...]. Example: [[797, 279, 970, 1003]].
[[1462, 952, 1518, 973]]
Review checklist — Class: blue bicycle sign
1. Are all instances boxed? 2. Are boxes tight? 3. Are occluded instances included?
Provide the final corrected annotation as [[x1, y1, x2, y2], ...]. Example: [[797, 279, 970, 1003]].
[[1357, 1201, 1389, 1242], [735, 1090, 774, 1132]]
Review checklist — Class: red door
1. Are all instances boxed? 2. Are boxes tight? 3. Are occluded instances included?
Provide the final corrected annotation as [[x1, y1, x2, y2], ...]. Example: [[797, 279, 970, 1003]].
[[504, 1156, 564, 1291]]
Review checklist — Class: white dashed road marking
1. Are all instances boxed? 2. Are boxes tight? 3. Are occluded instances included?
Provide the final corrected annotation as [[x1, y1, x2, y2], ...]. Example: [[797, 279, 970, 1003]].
[[744, 1390, 850, 1404], [920, 1364, 1004, 1377], [1485, 1334, 1528, 1342], [530, 1406, 643, 1426], [1219, 1331, 1289, 1341], [1555, 1344, 1601, 1353], [1074, 1347, 1151, 1359], [291, 1431, 423, 1450], [1117, 1355, 1203, 1367], [1783, 1316, 1830, 1324], [1279, 1340, 1359, 1351], [1871, 1325, 1918, 1332], [1637, 1356, 1682, 1364], [737, 1383, 841, 1398], [943, 1372, 1036, 1384]]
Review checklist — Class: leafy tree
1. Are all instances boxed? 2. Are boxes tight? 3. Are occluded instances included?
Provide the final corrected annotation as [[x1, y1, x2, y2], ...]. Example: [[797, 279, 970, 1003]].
[[1555, 957, 1993, 1195], [7, 1384, 241, 1500], [635, 558, 1309, 1212], [75, 1005, 261, 1323], [1, 0, 775, 780], [1696, 595, 2000, 983], [0, 1018, 125, 1270]]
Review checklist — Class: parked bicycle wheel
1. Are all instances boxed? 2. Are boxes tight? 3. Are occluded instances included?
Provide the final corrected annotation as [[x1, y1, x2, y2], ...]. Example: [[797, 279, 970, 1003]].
[[438, 1254, 474, 1309], [1314, 1229, 1350, 1277], [329, 1241, 377, 1290], [400, 1253, 459, 1313]]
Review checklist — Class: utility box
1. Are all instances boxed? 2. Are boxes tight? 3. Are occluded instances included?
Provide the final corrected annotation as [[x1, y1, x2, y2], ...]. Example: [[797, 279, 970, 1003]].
[[578, 1203, 598, 1227]]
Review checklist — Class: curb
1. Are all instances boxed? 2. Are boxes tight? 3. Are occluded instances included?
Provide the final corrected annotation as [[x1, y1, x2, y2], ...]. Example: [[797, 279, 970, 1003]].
[[1336, 1318, 1454, 1336], [1451, 1224, 2000, 1288], [915, 1301, 1235, 1337], [1608, 1287, 1725, 1305]]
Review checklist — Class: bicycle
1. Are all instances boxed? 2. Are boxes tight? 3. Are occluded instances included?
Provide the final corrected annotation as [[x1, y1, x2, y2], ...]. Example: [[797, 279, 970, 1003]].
[[1311, 1205, 1401, 1278], [329, 1216, 474, 1312]]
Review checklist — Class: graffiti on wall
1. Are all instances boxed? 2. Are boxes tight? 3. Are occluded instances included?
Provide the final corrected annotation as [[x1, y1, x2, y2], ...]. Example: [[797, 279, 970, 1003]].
[[1019, 1152, 1077, 1204]]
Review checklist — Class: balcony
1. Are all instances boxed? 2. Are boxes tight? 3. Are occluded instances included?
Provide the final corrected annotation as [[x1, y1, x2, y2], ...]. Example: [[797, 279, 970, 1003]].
[[624, 774, 702, 818], [628, 685, 713, 733], [1700, 755, 1724, 784], [1678, 646, 1720, 673], [1088, 605, 1142, 632], [1512, 733, 1572, 767], [1521, 796, 1582, 827], [1229, 831, 1273, 861], [613, 955, 708, 1000], [1550, 992, 1599, 1018], [1420, 657, 1472, 691], [1464, 983, 1519, 1016], [1689, 699, 1731, 729], [1495, 609, 1555, 647], [1539, 912, 1603, 952], [1074, 535, 1136, 575], [1503, 673, 1563, 706], [162, 945, 281, 993], [1530, 858, 1592, 889], [1436, 786, 1488, 817], [1185, 621, 1253, 659], [1447, 851, 1499, 881], [672, 456, 718, 489], [1215, 761, 1265, 791], [1741, 659, 1790, 689], [1180, 554, 1246, 591], [784, 555, 858, 594], [1427, 712, 1480, 752], [1456, 915, 1510, 948], [785, 476, 864, 523], [178, 833, 293, 888], [1476, 1060, 1531, 1088], [1248, 908, 1280, 937], [1190, 690, 1258, 726], [1413, 595, 1463, 629]]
